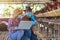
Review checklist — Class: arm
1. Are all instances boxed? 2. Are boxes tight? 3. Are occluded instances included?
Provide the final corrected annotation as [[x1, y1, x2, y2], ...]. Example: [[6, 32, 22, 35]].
[[8, 18, 13, 28], [1, 21, 8, 26], [7, 18, 13, 31], [26, 12, 37, 25], [30, 14, 37, 25]]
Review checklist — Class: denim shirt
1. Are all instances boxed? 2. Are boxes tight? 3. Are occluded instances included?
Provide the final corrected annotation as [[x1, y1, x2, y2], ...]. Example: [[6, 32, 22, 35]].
[[26, 12, 37, 25]]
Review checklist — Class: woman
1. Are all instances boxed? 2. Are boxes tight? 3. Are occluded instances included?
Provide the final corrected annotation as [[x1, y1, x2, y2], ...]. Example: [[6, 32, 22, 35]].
[[7, 9, 24, 40]]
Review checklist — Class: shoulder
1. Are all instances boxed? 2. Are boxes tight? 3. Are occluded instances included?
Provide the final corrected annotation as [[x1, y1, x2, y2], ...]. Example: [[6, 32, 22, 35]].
[[8, 18, 14, 22], [8, 18, 12, 21], [26, 12, 34, 17], [26, 12, 33, 15]]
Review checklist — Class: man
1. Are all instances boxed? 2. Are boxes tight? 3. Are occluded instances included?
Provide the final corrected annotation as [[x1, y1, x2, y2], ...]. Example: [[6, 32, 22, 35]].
[[21, 4, 38, 40]]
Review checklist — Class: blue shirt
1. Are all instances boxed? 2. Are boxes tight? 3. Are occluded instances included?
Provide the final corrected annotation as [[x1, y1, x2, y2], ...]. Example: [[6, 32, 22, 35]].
[[26, 12, 37, 25]]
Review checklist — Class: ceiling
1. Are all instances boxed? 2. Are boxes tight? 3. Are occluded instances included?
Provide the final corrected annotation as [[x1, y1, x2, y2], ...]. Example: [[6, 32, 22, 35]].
[[0, 0, 51, 4]]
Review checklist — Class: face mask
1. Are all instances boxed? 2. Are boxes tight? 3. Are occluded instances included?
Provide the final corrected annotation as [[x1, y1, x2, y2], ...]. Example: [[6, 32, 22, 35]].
[[18, 15, 22, 18]]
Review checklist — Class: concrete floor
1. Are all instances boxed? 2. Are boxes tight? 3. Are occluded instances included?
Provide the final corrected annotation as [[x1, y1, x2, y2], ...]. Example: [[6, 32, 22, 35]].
[[0, 31, 9, 40]]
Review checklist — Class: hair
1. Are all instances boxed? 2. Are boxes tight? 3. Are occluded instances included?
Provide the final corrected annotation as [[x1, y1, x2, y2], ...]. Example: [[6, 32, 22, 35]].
[[25, 6, 32, 12], [13, 9, 22, 19]]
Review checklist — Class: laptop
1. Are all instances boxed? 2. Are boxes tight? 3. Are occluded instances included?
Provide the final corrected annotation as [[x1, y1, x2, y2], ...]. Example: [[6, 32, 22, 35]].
[[14, 21, 33, 30]]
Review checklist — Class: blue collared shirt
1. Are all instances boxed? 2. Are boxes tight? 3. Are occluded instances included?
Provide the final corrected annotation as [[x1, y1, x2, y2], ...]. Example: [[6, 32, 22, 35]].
[[26, 12, 37, 25]]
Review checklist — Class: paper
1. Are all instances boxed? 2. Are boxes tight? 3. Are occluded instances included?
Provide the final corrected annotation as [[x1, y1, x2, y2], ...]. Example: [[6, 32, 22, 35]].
[[14, 21, 33, 30]]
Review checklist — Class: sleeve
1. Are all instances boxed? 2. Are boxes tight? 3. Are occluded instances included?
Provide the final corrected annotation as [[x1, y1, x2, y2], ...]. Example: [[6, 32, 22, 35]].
[[26, 12, 37, 25], [8, 18, 18, 28], [7, 18, 14, 31], [8, 18, 19, 31], [8, 18, 13, 28], [26, 12, 36, 21], [31, 15, 37, 25]]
